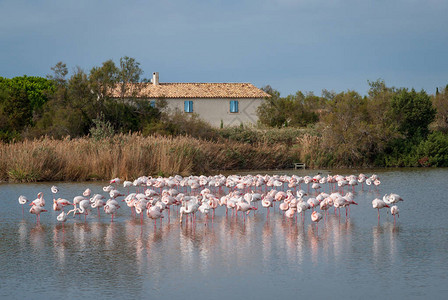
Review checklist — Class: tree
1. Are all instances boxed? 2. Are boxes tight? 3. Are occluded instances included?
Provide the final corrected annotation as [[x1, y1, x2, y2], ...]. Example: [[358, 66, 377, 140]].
[[390, 88, 436, 139], [118, 56, 144, 100], [0, 76, 54, 141], [320, 89, 397, 166], [432, 85, 448, 132], [89, 59, 119, 104], [257, 86, 318, 128], [47, 62, 68, 87]]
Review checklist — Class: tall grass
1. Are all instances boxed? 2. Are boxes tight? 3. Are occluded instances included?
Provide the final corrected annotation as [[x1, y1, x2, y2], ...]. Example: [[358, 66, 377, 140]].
[[0, 133, 298, 182]]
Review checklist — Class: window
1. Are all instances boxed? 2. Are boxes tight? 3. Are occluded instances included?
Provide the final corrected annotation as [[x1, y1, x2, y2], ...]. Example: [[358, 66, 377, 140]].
[[230, 100, 239, 113], [184, 100, 193, 113], [150, 100, 156, 108]]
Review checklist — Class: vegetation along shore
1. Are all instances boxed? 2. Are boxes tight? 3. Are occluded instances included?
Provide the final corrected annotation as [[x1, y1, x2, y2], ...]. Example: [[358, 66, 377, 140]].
[[1, 57, 447, 182]]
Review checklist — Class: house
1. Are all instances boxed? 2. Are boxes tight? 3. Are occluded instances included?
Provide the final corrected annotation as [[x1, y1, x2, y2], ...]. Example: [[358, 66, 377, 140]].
[[112, 72, 271, 127]]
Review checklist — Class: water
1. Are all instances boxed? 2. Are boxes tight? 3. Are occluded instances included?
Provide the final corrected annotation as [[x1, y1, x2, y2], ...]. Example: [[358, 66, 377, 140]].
[[1, 168, 448, 299]]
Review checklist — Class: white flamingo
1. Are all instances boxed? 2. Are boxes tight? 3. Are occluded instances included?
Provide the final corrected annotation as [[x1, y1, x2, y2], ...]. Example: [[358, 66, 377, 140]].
[[391, 205, 400, 223], [372, 198, 390, 222], [18, 195, 29, 215]]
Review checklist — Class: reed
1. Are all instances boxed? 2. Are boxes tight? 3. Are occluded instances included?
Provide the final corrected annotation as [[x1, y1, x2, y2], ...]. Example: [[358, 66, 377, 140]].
[[0, 133, 298, 182], [296, 133, 324, 168]]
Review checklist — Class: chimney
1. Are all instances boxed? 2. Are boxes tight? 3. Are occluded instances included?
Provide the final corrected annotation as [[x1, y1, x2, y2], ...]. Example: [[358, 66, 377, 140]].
[[152, 72, 159, 85]]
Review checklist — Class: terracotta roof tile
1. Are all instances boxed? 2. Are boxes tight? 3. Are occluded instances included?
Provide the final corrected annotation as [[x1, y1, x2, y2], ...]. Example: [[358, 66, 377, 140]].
[[110, 82, 271, 99]]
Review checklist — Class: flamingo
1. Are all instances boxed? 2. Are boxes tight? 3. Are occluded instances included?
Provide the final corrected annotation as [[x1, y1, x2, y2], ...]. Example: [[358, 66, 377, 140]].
[[372, 198, 389, 222], [179, 197, 200, 224], [123, 180, 133, 195], [53, 198, 73, 212], [68, 195, 87, 217], [297, 201, 310, 221], [57, 211, 67, 223], [383, 193, 404, 205], [18, 195, 29, 215], [262, 195, 274, 218], [30, 192, 45, 207], [311, 211, 323, 230], [285, 207, 296, 219], [279, 201, 289, 214], [104, 203, 119, 222], [109, 189, 124, 199], [91, 198, 106, 218], [198, 201, 211, 224], [134, 198, 148, 224], [146, 206, 164, 227], [29, 205, 47, 223], [53, 199, 63, 211], [51, 186, 59, 202], [235, 201, 257, 222], [390, 205, 400, 223], [82, 188, 91, 198], [76, 199, 90, 221]]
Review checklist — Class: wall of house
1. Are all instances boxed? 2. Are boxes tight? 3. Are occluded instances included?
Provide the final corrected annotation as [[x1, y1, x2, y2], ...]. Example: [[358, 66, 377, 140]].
[[164, 98, 264, 127]]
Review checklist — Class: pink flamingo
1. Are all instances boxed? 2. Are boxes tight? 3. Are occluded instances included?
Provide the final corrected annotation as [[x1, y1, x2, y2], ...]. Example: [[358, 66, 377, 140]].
[[30, 205, 47, 223], [29, 192, 45, 207], [311, 211, 323, 231], [235, 202, 257, 222], [262, 195, 274, 219]]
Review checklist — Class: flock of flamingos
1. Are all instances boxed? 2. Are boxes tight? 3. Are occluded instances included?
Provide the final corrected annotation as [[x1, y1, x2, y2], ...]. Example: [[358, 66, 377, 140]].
[[18, 173, 404, 228]]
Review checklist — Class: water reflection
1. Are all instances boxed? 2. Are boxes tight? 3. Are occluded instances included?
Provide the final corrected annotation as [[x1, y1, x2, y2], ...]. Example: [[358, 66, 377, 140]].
[[14, 207, 407, 279], [3, 169, 448, 299], [29, 224, 45, 252]]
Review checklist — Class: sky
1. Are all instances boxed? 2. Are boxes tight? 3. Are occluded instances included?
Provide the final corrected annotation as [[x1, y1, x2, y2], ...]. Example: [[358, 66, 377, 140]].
[[1, 0, 447, 97]]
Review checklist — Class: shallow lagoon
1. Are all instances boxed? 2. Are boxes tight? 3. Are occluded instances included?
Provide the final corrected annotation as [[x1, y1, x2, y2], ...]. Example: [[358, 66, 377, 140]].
[[1, 168, 448, 299]]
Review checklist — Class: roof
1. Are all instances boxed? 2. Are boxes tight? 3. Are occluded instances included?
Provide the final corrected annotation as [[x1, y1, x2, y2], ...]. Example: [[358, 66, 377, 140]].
[[110, 82, 271, 99]]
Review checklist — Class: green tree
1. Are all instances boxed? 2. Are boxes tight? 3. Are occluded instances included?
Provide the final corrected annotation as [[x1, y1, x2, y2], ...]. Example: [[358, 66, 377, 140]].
[[432, 85, 448, 132], [89, 59, 119, 105], [33, 65, 95, 138], [118, 56, 144, 100], [321, 89, 397, 166], [257, 86, 319, 128], [390, 88, 436, 139], [0, 76, 54, 141]]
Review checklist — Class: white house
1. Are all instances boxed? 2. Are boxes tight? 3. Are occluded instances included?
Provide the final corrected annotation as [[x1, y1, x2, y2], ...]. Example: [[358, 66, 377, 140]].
[[112, 72, 271, 127]]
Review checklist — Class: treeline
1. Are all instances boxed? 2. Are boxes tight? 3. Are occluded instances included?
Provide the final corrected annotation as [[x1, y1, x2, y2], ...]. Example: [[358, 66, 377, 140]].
[[1, 56, 448, 177], [258, 80, 448, 167], [0, 57, 165, 141]]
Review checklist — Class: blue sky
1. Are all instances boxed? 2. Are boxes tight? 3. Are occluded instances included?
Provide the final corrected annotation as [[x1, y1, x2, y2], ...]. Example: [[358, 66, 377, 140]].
[[1, 0, 447, 96]]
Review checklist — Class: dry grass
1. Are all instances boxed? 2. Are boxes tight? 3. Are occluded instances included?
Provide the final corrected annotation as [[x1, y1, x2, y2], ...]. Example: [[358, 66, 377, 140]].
[[296, 133, 323, 168], [0, 133, 298, 182]]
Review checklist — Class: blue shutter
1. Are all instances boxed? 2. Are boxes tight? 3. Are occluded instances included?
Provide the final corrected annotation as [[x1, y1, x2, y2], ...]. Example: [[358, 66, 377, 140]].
[[150, 100, 156, 108], [184, 101, 193, 112], [230, 100, 239, 113]]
